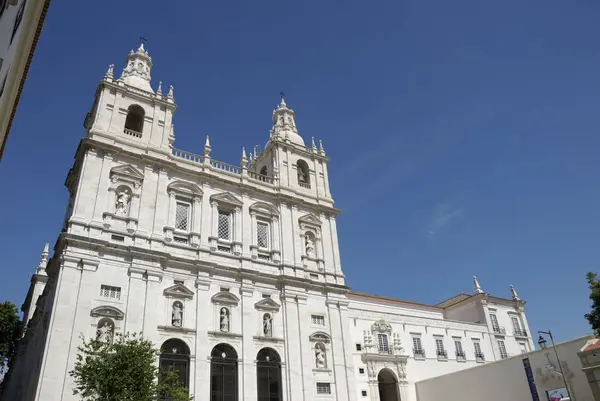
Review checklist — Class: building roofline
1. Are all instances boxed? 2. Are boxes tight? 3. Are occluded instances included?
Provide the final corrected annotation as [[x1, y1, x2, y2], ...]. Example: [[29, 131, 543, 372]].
[[348, 291, 440, 310], [0, 0, 52, 160]]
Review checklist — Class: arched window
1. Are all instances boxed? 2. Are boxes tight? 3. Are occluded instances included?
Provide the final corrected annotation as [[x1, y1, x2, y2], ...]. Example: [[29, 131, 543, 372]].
[[257, 348, 282, 401], [378, 368, 399, 401], [159, 339, 190, 396], [211, 343, 238, 401], [124, 104, 145, 134], [296, 160, 310, 187]]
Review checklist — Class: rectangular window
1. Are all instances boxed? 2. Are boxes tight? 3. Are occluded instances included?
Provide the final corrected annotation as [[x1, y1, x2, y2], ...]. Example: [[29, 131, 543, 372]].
[[378, 333, 389, 354], [356, 344, 362, 351], [358, 368, 365, 374], [473, 339, 484, 361], [413, 336, 423, 352], [490, 313, 500, 330], [257, 221, 269, 248], [218, 209, 232, 240], [175, 202, 190, 231], [316, 383, 331, 394], [519, 342, 528, 354], [100, 285, 121, 300], [511, 316, 521, 331], [498, 340, 508, 359], [435, 337, 447, 359], [362, 390, 368, 397], [454, 339, 463, 354], [311, 315, 325, 326]]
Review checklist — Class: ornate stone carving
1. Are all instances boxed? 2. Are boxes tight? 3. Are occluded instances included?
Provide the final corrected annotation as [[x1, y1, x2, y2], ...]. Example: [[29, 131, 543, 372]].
[[115, 189, 131, 216], [220, 308, 230, 332], [305, 235, 314, 257], [371, 319, 392, 334], [315, 343, 327, 369], [172, 302, 183, 327], [97, 320, 114, 344], [263, 313, 273, 337]]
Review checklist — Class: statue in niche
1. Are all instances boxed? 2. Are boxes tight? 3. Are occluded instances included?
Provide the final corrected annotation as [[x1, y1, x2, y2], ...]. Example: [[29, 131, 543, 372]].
[[97, 321, 114, 344], [115, 190, 131, 216], [263, 313, 273, 337], [315, 343, 326, 369], [277, 114, 284, 126], [220, 308, 229, 332], [172, 302, 183, 327], [297, 167, 307, 183], [305, 235, 314, 257]]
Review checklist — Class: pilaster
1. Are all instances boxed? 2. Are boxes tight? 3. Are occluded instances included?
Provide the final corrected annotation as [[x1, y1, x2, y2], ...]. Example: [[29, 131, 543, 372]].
[[241, 283, 256, 401], [91, 152, 113, 224], [194, 277, 211, 401], [282, 292, 305, 401], [142, 271, 162, 344]]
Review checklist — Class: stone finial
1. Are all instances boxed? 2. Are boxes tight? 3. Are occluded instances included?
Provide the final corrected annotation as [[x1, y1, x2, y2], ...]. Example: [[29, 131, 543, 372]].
[[319, 140, 325, 155], [311, 137, 317, 151], [241, 147, 248, 168], [204, 135, 211, 157], [105, 64, 114, 80], [473, 276, 484, 294], [118, 43, 154, 92], [156, 81, 163, 96], [36, 243, 50, 275], [167, 85, 174, 102], [510, 285, 520, 301]]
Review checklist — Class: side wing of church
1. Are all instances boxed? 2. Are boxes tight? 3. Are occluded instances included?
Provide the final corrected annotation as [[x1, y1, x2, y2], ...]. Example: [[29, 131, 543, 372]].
[[1, 45, 535, 401]]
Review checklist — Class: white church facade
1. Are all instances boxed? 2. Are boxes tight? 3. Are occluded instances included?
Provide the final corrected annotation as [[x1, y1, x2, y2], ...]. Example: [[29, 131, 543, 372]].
[[1, 45, 536, 401]]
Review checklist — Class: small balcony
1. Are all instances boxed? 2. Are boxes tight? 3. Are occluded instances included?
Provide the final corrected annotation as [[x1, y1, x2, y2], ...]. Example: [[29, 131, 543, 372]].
[[475, 352, 485, 363], [456, 351, 466, 362], [413, 348, 426, 360], [493, 326, 506, 335], [436, 350, 448, 361], [514, 329, 528, 338]]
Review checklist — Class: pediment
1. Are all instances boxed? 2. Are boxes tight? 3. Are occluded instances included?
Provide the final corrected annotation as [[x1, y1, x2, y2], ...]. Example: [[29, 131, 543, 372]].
[[163, 283, 195, 299], [211, 291, 240, 306], [110, 164, 144, 181], [90, 305, 125, 320], [298, 213, 321, 226], [254, 298, 280, 312], [249, 202, 279, 216], [210, 192, 243, 207], [167, 180, 203, 197], [371, 319, 392, 333], [309, 331, 331, 343]]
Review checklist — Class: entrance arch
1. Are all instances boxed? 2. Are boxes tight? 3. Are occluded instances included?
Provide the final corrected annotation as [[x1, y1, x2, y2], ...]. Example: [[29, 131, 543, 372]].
[[210, 343, 238, 401], [159, 339, 190, 394], [256, 348, 282, 401], [378, 368, 400, 401]]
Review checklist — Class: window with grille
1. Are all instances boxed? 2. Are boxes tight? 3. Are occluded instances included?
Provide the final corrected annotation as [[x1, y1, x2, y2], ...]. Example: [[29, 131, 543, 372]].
[[435, 337, 447, 358], [257, 221, 269, 248], [413, 336, 423, 353], [311, 315, 325, 326], [473, 340, 483, 356], [218, 210, 231, 240], [498, 340, 508, 359], [511, 317, 520, 331], [361, 390, 367, 397], [377, 333, 389, 353], [356, 344, 362, 351], [316, 383, 331, 394], [175, 202, 190, 231], [490, 313, 500, 330], [454, 339, 464, 354], [519, 342, 528, 354], [358, 368, 365, 374], [100, 285, 121, 300]]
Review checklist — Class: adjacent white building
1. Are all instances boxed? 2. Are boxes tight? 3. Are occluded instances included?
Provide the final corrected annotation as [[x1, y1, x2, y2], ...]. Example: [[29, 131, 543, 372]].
[[1, 44, 536, 401], [0, 0, 50, 160]]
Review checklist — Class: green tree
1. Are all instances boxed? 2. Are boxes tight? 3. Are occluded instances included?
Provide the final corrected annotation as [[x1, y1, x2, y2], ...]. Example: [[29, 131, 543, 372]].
[[0, 301, 22, 375], [585, 272, 600, 336], [70, 332, 191, 401]]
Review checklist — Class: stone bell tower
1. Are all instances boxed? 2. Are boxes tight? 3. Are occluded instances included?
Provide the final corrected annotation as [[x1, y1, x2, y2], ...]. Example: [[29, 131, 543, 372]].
[[250, 95, 334, 205], [83, 43, 176, 157]]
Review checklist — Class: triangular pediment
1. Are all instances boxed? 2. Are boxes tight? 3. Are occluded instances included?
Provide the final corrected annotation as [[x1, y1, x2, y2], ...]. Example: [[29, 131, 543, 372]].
[[211, 291, 240, 306], [163, 283, 195, 299], [299, 213, 321, 226], [210, 192, 243, 207], [309, 331, 331, 343], [110, 164, 144, 180], [249, 202, 279, 216], [90, 305, 125, 320], [167, 180, 203, 196], [255, 298, 280, 311]]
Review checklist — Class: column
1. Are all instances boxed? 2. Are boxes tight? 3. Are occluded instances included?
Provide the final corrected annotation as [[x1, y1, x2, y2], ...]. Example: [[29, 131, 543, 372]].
[[194, 278, 211, 400], [92, 152, 113, 224], [192, 197, 202, 233], [283, 293, 305, 401], [151, 168, 169, 240], [167, 192, 176, 227], [142, 273, 162, 345], [326, 299, 352, 401], [234, 207, 242, 255], [296, 295, 313, 401], [241, 285, 256, 401], [249, 211, 257, 258], [199, 183, 212, 248], [137, 164, 157, 235], [368, 381, 380, 401], [125, 267, 146, 334]]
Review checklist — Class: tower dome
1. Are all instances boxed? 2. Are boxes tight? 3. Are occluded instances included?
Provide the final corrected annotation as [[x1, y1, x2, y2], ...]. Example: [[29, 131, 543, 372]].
[[270, 96, 304, 146], [118, 43, 154, 93]]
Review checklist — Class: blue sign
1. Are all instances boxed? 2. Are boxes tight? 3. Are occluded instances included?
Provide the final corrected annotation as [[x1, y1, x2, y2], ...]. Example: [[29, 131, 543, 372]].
[[523, 358, 541, 401]]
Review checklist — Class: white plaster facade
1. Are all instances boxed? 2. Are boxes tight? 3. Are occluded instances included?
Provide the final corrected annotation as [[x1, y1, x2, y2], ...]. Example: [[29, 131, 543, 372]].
[[0, 0, 49, 160], [416, 335, 596, 401], [2, 45, 536, 401]]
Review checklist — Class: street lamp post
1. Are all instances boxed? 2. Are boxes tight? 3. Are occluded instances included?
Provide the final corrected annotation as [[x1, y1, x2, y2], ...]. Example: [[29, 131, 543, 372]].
[[538, 330, 573, 401]]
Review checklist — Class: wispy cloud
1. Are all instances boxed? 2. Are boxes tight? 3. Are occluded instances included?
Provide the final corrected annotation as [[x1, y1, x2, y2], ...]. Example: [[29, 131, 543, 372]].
[[427, 204, 466, 240]]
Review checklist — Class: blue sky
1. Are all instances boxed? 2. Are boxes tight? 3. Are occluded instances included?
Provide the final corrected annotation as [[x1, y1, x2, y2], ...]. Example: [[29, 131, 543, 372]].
[[1, 0, 599, 342]]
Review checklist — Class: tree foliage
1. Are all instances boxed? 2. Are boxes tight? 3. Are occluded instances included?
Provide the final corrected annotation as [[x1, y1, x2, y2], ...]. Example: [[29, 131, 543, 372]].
[[70, 333, 191, 401], [0, 301, 22, 374], [585, 272, 600, 337]]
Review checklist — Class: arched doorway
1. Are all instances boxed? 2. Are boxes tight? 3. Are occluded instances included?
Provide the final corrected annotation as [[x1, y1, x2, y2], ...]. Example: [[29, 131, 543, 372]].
[[159, 339, 191, 393], [378, 368, 400, 401], [210, 343, 238, 401], [257, 348, 282, 401]]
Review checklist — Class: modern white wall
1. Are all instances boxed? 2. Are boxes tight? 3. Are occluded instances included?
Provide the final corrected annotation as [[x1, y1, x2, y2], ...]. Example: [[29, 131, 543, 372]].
[[415, 335, 595, 401]]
